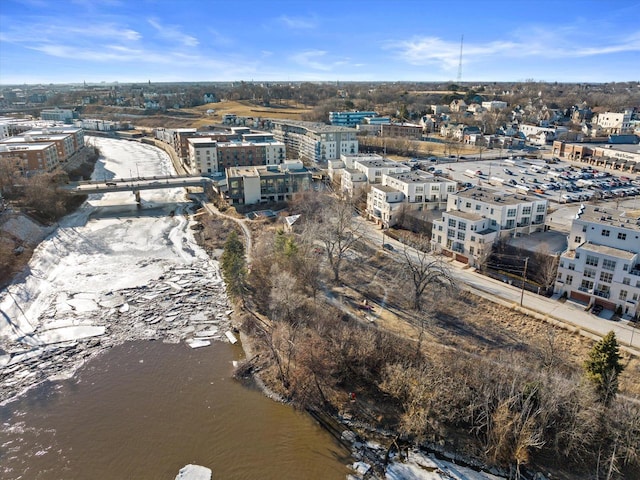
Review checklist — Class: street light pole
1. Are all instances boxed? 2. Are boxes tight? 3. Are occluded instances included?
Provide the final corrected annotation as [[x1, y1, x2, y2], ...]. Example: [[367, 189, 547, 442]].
[[520, 257, 529, 307]]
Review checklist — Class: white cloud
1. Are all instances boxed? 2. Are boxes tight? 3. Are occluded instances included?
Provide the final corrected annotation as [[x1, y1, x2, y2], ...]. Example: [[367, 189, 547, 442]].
[[278, 15, 316, 30], [147, 18, 199, 47], [390, 29, 640, 71], [291, 50, 330, 70]]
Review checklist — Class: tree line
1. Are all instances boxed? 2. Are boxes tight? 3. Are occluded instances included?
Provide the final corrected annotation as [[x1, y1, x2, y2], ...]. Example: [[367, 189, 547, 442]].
[[218, 192, 638, 479]]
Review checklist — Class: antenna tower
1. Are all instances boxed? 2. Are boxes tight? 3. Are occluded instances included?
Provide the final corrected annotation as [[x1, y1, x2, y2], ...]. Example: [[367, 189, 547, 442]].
[[457, 35, 464, 83]]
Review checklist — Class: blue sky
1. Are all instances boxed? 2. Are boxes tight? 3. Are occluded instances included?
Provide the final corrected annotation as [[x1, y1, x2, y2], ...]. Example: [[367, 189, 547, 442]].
[[1, 0, 639, 85]]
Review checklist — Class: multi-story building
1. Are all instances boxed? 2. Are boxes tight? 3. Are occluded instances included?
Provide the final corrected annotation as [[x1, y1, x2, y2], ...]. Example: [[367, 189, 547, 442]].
[[187, 137, 286, 175], [366, 171, 458, 227], [380, 123, 423, 139], [594, 110, 633, 134], [225, 161, 311, 205], [519, 124, 568, 142], [271, 120, 358, 162], [40, 107, 74, 123], [24, 127, 85, 153], [481, 101, 508, 111], [0, 142, 60, 173], [431, 210, 498, 265], [0, 132, 76, 163], [431, 186, 548, 264], [329, 111, 378, 127], [555, 204, 640, 318]]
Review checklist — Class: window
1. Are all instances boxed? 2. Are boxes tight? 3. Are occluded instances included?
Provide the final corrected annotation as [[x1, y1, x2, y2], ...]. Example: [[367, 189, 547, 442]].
[[568, 263, 575, 270], [447, 229, 455, 238], [475, 204, 481, 211], [582, 225, 587, 232], [623, 277, 630, 286], [599, 272, 613, 283], [580, 280, 593, 290], [557, 272, 562, 280], [465, 202, 471, 208], [566, 275, 573, 285], [506, 219, 515, 228], [537, 204, 546, 212], [457, 231, 465, 241], [471, 235, 476, 242], [469, 246, 474, 255], [574, 236, 582, 243], [458, 221, 467, 231], [602, 259, 616, 271], [624, 264, 629, 271], [601, 229, 610, 237], [585, 255, 598, 267], [619, 290, 628, 301], [507, 208, 516, 217], [584, 267, 596, 278], [618, 232, 627, 240], [522, 206, 532, 215], [448, 218, 456, 227]]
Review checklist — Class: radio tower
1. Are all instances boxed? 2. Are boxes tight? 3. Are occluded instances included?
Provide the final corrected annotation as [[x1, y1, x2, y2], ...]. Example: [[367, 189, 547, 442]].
[[457, 35, 464, 83]]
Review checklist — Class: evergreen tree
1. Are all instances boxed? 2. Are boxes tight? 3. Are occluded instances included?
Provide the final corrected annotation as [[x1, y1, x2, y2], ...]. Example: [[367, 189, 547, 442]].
[[584, 331, 624, 405], [220, 231, 247, 300]]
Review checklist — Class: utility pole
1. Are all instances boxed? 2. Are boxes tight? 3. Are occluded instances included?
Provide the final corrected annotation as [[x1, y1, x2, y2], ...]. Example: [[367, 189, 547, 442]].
[[520, 257, 529, 306]]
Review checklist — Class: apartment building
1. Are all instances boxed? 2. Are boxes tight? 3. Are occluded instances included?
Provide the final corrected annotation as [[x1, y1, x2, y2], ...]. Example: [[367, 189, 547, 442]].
[[380, 123, 423, 139], [271, 120, 358, 162], [0, 132, 76, 162], [329, 111, 377, 127], [40, 107, 73, 123], [555, 204, 640, 318], [366, 171, 457, 227], [225, 161, 311, 205], [187, 137, 286, 175], [431, 186, 548, 264], [431, 210, 498, 265], [0, 142, 60, 173], [24, 127, 85, 153], [595, 110, 633, 135]]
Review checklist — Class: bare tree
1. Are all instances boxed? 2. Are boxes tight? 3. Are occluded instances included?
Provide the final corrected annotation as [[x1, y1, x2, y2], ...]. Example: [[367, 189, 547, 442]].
[[315, 196, 363, 284], [399, 237, 455, 311], [532, 246, 560, 295]]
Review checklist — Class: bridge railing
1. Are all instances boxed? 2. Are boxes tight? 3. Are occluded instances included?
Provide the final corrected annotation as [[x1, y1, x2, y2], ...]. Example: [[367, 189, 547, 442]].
[[74, 174, 210, 185]]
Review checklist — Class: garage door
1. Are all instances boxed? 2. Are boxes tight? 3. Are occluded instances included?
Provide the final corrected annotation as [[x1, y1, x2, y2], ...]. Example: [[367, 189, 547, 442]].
[[570, 291, 590, 303]]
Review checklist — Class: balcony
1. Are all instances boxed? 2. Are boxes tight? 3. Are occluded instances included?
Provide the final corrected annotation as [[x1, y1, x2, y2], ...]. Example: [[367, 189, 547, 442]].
[[629, 267, 640, 277], [593, 290, 610, 299]]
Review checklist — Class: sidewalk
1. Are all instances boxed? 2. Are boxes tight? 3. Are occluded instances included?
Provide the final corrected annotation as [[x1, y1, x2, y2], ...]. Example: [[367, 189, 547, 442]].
[[456, 265, 640, 355], [359, 218, 640, 356]]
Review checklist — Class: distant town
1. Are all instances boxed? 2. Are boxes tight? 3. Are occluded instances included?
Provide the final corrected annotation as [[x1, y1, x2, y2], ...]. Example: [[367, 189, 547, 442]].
[[1, 80, 639, 322]]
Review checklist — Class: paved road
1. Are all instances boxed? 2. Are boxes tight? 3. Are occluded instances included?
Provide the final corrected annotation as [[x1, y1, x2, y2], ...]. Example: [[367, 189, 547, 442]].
[[355, 216, 640, 355]]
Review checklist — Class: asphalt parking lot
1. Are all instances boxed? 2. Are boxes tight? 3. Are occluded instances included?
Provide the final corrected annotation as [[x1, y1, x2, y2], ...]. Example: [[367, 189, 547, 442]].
[[423, 155, 640, 207]]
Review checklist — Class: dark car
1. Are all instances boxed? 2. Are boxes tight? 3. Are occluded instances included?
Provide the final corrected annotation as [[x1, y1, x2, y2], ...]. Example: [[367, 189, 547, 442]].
[[592, 304, 604, 315], [383, 243, 394, 251], [106, 182, 117, 186]]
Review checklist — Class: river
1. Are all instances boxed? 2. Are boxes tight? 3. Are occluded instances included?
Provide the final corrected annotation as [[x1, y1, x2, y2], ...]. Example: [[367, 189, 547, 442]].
[[0, 137, 350, 479]]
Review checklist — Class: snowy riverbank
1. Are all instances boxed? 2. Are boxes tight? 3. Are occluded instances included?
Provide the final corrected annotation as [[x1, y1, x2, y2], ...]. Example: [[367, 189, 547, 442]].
[[0, 137, 232, 404]]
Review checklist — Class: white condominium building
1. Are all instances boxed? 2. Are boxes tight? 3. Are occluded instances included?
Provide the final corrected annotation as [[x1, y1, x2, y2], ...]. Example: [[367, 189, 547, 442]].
[[555, 204, 640, 318]]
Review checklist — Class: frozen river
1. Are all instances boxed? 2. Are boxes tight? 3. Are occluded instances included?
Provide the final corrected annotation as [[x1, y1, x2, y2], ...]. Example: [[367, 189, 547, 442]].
[[0, 137, 350, 479]]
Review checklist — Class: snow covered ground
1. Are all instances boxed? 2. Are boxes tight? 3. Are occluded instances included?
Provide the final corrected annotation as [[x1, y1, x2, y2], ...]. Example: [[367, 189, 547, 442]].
[[0, 137, 232, 402]]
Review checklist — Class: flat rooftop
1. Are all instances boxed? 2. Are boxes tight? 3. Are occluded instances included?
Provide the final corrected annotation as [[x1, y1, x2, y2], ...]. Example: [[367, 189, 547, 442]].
[[576, 205, 640, 232], [580, 242, 637, 260], [455, 186, 543, 206]]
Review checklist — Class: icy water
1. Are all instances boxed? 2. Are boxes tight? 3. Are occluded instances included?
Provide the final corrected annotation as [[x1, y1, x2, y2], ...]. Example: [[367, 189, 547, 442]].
[[0, 341, 350, 479], [0, 137, 350, 479]]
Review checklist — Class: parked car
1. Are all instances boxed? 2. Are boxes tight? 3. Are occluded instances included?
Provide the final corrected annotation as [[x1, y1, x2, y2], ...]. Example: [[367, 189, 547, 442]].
[[504, 168, 513, 175], [592, 304, 604, 315], [383, 243, 394, 251]]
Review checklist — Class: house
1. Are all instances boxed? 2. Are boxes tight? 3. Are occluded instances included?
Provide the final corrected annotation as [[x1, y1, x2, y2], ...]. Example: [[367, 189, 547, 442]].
[[555, 204, 640, 319]]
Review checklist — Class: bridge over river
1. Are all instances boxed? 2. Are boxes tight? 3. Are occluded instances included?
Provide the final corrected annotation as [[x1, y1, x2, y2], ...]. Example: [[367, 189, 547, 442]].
[[61, 175, 218, 204]]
